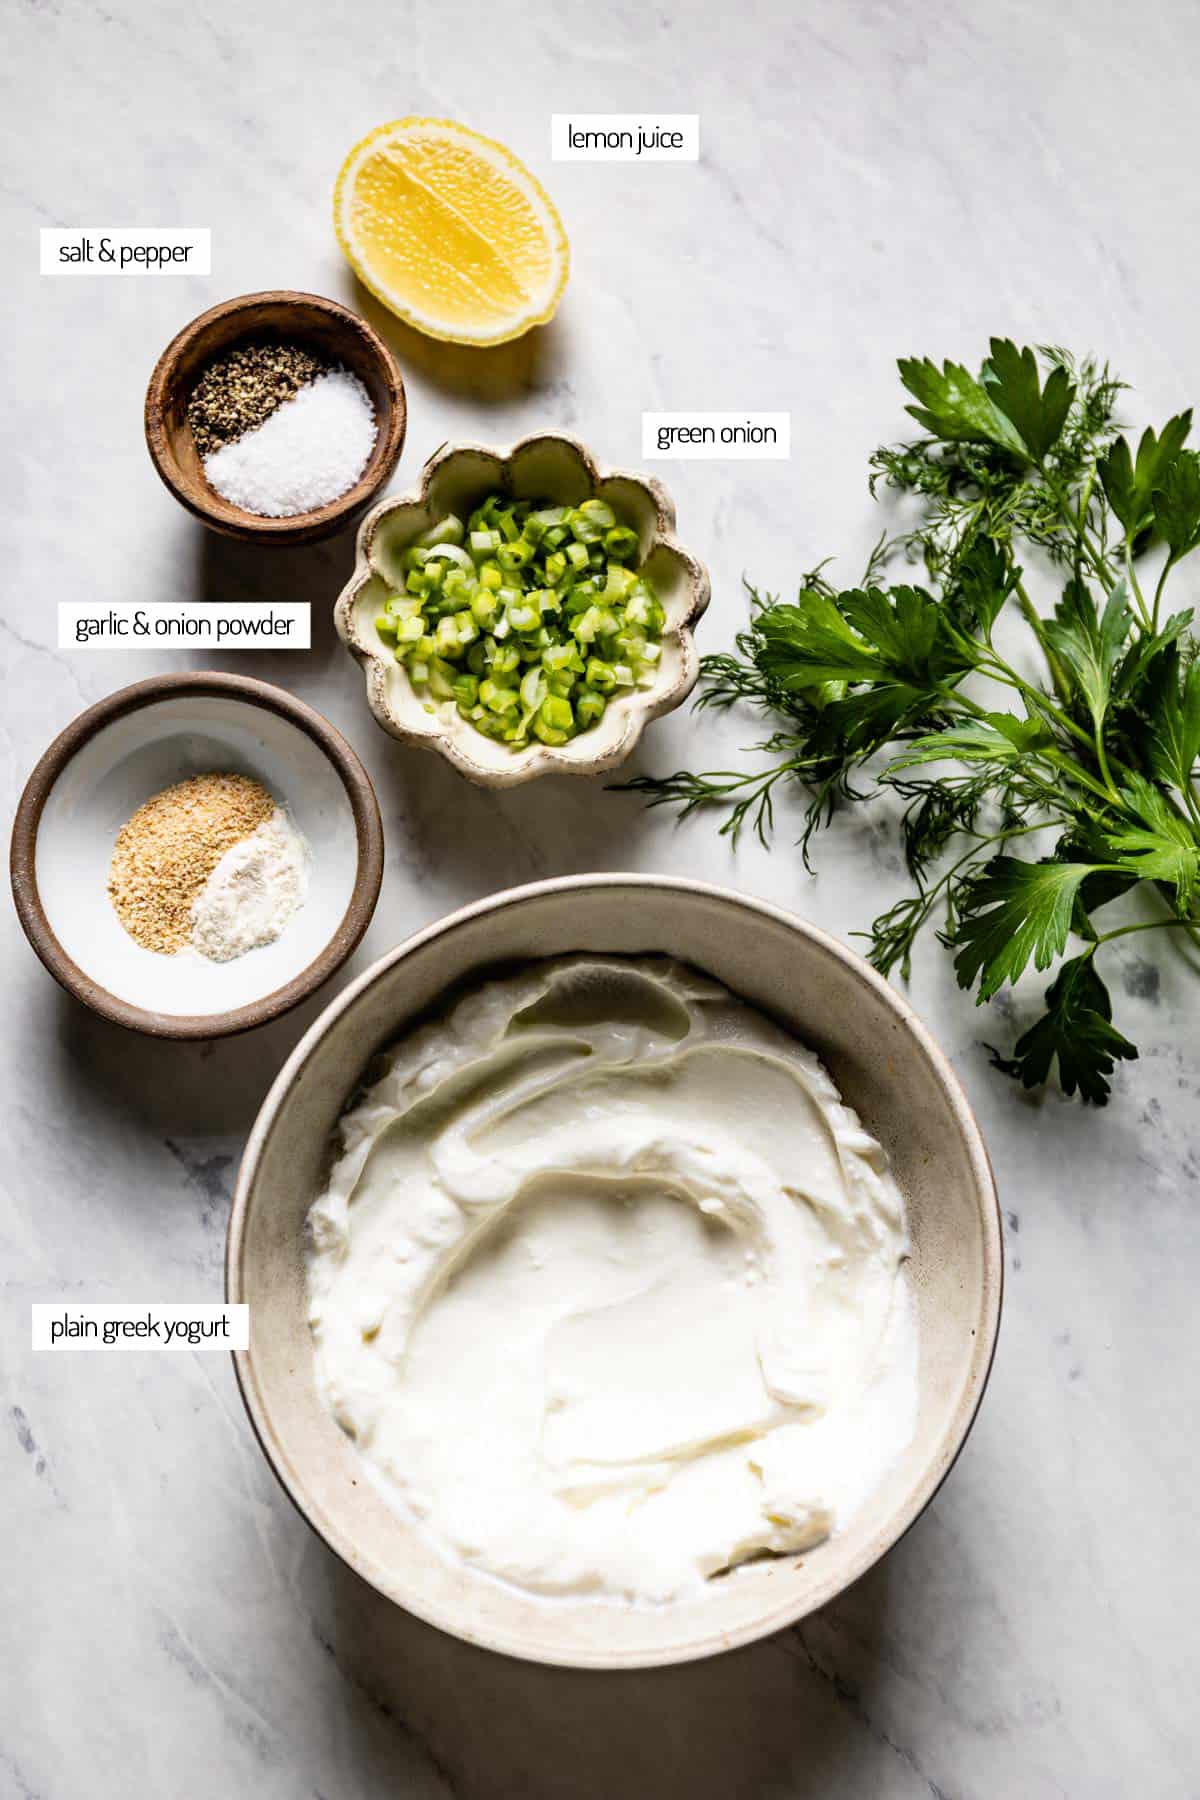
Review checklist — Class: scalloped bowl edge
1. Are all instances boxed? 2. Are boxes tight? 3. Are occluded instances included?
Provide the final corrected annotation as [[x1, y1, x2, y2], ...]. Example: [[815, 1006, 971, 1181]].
[[334, 433, 711, 788]]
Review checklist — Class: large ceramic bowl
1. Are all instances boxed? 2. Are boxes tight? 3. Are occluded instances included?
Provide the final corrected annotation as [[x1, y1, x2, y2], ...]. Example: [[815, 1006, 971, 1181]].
[[227, 876, 1002, 1668], [334, 434, 711, 787]]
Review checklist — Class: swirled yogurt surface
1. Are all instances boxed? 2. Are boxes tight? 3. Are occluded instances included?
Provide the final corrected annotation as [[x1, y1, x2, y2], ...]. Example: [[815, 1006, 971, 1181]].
[[306, 957, 919, 1605]]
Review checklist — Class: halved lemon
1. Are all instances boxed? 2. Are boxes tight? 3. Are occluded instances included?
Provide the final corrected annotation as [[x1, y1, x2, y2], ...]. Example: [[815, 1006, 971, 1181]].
[[334, 118, 570, 347]]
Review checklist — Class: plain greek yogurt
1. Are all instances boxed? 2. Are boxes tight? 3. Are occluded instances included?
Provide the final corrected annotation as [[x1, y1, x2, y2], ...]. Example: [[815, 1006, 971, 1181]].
[[305, 957, 919, 1606]]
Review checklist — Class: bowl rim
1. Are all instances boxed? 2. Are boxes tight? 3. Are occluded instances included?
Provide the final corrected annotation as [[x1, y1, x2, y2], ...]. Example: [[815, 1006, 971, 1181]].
[[334, 431, 712, 786], [9, 671, 385, 1039], [226, 872, 1003, 1667], [144, 289, 407, 546]]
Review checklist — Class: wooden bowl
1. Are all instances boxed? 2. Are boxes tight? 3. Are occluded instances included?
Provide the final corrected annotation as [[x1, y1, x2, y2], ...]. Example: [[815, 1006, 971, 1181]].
[[10, 673, 385, 1038], [144, 291, 407, 546]]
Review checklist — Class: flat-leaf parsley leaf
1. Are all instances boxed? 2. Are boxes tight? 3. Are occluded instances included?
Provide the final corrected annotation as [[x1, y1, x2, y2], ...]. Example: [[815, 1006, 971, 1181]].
[[621, 341, 1200, 1103]]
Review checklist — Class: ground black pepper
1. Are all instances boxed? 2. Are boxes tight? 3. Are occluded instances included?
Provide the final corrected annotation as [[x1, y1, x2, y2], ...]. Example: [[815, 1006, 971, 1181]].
[[186, 342, 328, 457]]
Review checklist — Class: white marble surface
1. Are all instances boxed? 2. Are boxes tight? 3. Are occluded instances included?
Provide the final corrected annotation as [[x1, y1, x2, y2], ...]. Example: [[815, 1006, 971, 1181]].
[[4, 0, 1199, 1794]]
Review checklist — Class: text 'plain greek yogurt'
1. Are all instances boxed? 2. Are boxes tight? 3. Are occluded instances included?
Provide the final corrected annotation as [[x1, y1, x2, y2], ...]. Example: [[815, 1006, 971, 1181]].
[[306, 958, 919, 1606]]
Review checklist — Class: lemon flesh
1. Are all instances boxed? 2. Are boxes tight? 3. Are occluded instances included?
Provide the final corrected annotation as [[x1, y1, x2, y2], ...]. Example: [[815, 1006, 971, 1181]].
[[335, 119, 569, 347]]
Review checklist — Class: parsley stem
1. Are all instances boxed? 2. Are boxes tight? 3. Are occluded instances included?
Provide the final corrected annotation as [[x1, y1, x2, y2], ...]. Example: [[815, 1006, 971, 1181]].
[[975, 649, 1090, 747], [1093, 731, 1120, 805], [1096, 917, 1200, 947], [1151, 554, 1175, 632], [874, 821, 1050, 963], [1122, 539, 1154, 632], [974, 643, 1127, 805], [1013, 576, 1072, 707], [1044, 750, 1117, 809]]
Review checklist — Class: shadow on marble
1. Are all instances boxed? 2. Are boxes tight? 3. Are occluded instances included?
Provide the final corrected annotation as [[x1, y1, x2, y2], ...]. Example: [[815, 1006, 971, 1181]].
[[41, 978, 341, 1140], [375, 734, 651, 893], [349, 279, 570, 412], [171, 523, 356, 684], [189, 525, 354, 673], [315, 1548, 901, 1800]]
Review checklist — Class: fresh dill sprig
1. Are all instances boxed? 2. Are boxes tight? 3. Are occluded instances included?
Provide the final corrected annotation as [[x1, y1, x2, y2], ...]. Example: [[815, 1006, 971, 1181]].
[[619, 339, 1200, 1102]]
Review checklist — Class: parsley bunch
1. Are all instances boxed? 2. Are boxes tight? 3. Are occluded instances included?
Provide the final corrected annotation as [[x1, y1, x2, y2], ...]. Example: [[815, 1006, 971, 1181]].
[[623, 341, 1200, 1102]]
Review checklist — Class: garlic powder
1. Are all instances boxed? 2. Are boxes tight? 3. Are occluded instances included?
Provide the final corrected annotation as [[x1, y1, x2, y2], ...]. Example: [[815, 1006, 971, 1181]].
[[189, 807, 309, 963]]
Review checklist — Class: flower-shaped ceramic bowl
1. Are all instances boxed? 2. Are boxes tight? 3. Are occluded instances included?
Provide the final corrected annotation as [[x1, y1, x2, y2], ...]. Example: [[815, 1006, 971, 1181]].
[[334, 434, 711, 787]]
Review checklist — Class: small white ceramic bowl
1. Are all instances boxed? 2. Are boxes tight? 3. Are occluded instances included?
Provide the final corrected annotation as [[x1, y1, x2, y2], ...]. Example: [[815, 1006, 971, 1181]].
[[227, 875, 1002, 1668], [335, 433, 711, 787], [11, 674, 384, 1038]]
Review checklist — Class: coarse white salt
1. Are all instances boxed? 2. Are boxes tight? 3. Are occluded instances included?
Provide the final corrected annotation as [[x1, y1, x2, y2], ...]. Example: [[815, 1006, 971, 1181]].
[[203, 369, 377, 517]]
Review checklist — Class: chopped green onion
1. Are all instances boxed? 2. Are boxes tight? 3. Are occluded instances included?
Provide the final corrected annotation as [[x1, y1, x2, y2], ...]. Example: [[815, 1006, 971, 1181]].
[[480, 678, 519, 714], [605, 525, 639, 560], [389, 490, 666, 751], [497, 541, 532, 572], [415, 514, 464, 548], [604, 564, 638, 601], [540, 693, 574, 732], [520, 667, 547, 711], [578, 497, 616, 530], [576, 687, 607, 727], [543, 642, 580, 674], [507, 602, 541, 633], [470, 588, 501, 628], [423, 543, 475, 572], [427, 657, 458, 700]]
